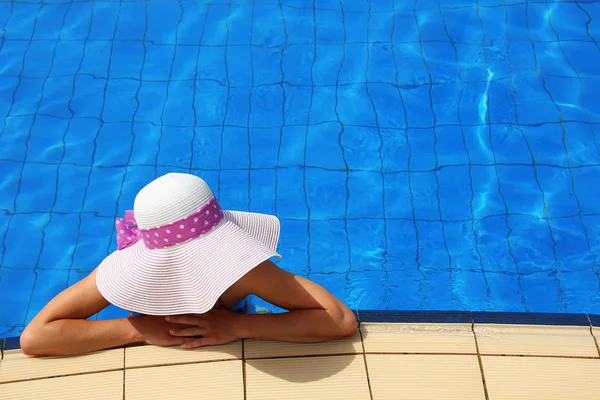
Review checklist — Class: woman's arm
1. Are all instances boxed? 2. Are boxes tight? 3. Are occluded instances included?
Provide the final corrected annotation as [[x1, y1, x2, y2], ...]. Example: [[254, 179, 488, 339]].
[[168, 261, 358, 347], [20, 269, 188, 356]]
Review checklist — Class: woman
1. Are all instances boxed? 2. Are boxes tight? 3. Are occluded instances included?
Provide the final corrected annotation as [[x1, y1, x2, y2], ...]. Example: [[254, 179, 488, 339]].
[[20, 173, 357, 356]]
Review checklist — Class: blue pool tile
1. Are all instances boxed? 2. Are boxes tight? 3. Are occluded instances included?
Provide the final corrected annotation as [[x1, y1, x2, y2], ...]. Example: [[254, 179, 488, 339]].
[[103, 80, 139, 122], [25, 116, 67, 163], [443, 221, 482, 268], [128, 123, 160, 165], [278, 219, 309, 270], [550, 216, 598, 265], [367, 43, 397, 85], [337, 84, 377, 127], [416, 221, 451, 268], [108, 41, 145, 79], [536, 166, 580, 219], [146, 1, 182, 45], [79, 41, 112, 78], [453, 269, 494, 311], [142, 43, 176, 82], [438, 8, 481, 44], [225, 87, 252, 127], [380, 128, 410, 172], [487, 80, 517, 126], [201, 3, 231, 45], [51, 41, 85, 77], [489, 125, 533, 164], [277, 125, 306, 167], [415, 8, 449, 42], [557, 269, 600, 314], [0, 2, 13, 32], [533, 42, 577, 79], [95, 122, 134, 166], [438, 166, 472, 221], [384, 219, 418, 267], [469, 166, 507, 219], [1, 41, 29, 76], [457, 83, 488, 127], [26, 269, 70, 324], [423, 42, 460, 83], [163, 81, 195, 126], [0, 76, 19, 117], [37, 213, 81, 269], [227, 46, 253, 87], [34, 3, 70, 40], [430, 83, 462, 126], [410, 269, 453, 311], [193, 80, 227, 126], [309, 220, 350, 274], [315, 8, 344, 43], [115, 2, 147, 41], [190, 126, 222, 170], [4, 3, 41, 40], [171, 46, 200, 81], [38, 76, 73, 119], [116, 166, 156, 211], [402, 86, 435, 129], [472, 311, 591, 326], [346, 270, 390, 311], [391, 10, 420, 42], [220, 125, 249, 169], [474, 216, 516, 272], [312, 45, 342, 87], [70, 76, 106, 118], [305, 169, 348, 220], [590, 315, 600, 327], [338, 44, 367, 86], [544, 76, 589, 123], [583, 215, 600, 256], [22, 41, 54, 78], [359, 310, 473, 324], [54, 165, 91, 214], [88, 2, 120, 40], [250, 127, 280, 169], [253, 47, 283, 86], [383, 173, 414, 220], [347, 171, 384, 219], [135, 81, 167, 124], [564, 122, 600, 166], [275, 167, 309, 218], [368, 10, 393, 43], [281, 44, 314, 86], [486, 272, 527, 313], [571, 166, 600, 215], [342, 126, 383, 171], [15, 163, 57, 212], [407, 129, 436, 171], [521, 124, 568, 167], [515, 76, 562, 125], [61, 2, 93, 41], [250, 86, 284, 127], [219, 169, 250, 211], [435, 126, 469, 166], [249, 169, 276, 215], [367, 83, 407, 129], [344, 11, 369, 44], [4, 336, 21, 351], [408, 172, 439, 221], [11, 78, 43, 116], [0, 268, 35, 326], [0, 162, 20, 211], [497, 165, 545, 216], [507, 214, 558, 275], [305, 122, 345, 169], [156, 126, 194, 168], [309, 86, 337, 124], [520, 270, 567, 313], [82, 166, 126, 216], [283, 84, 313, 125], [346, 219, 387, 272], [226, 5, 252, 47], [62, 117, 101, 165]]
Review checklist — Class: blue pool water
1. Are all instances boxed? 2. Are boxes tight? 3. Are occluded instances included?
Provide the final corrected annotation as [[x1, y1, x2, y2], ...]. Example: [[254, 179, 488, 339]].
[[1, 0, 600, 338]]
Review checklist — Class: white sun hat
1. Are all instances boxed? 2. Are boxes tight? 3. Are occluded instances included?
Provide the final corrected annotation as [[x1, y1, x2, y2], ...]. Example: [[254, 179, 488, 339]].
[[95, 172, 281, 316]]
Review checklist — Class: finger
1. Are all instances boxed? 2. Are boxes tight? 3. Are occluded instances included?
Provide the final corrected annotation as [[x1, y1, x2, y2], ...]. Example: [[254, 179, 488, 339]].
[[181, 337, 216, 349], [170, 327, 207, 337], [164, 337, 195, 347], [165, 315, 201, 325]]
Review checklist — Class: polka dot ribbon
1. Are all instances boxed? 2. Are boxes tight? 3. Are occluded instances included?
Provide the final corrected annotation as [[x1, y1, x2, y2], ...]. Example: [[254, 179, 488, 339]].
[[116, 197, 224, 250]]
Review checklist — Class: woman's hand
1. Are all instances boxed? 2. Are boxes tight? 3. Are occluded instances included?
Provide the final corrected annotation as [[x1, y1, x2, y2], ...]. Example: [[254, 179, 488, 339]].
[[166, 309, 245, 349], [128, 315, 195, 347]]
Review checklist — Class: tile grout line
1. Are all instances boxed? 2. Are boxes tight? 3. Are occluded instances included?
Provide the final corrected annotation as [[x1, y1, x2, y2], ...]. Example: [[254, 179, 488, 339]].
[[242, 339, 247, 400], [357, 317, 374, 400], [472, 320, 490, 400], [587, 315, 600, 357], [1, 338, 4, 361], [122, 348, 126, 400]]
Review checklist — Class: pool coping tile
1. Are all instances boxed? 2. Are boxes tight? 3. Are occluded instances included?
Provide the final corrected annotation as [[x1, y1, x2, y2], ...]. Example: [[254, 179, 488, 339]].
[[472, 312, 591, 326], [357, 310, 474, 324], [3, 337, 20, 351], [588, 314, 600, 327]]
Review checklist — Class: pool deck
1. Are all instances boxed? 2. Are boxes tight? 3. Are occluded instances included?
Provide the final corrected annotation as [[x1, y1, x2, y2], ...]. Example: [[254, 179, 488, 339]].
[[1, 314, 599, 399]]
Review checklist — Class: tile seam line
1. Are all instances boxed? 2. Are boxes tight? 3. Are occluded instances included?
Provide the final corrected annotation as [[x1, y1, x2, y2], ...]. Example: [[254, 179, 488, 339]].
[[588, 315, 600, 357], [358, 313, 374, 400], [472, 319, 490, 400], [242, 339, 247, 400]]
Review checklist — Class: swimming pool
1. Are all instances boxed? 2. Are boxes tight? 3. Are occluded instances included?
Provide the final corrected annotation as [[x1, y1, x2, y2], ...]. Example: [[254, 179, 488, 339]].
[[1, 0, 599, 338]]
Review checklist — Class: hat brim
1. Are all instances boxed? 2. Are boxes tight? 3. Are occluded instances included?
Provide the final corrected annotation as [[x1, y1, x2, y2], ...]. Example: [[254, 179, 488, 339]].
[[95, 210, 281, 315]]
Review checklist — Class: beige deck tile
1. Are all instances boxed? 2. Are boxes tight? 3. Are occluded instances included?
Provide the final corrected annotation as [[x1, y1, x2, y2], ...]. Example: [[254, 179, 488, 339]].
[[125, 360, 243, 400], [125, 341, 241, 368], [593, 327, 600, 356], [474, 324, 598, 357], [0, 370, 123, 400], [367, 354, 485, 400], [483, 356, 600, 400], [361, 323, 477, 354], [0, 348, 123, 383], [245, 331, 362, 359], [246, 355, 370, 400]]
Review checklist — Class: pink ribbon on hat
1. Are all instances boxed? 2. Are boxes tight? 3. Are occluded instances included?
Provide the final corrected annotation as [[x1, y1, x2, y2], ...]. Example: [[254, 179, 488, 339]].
[[115, 196, 225, 251]]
